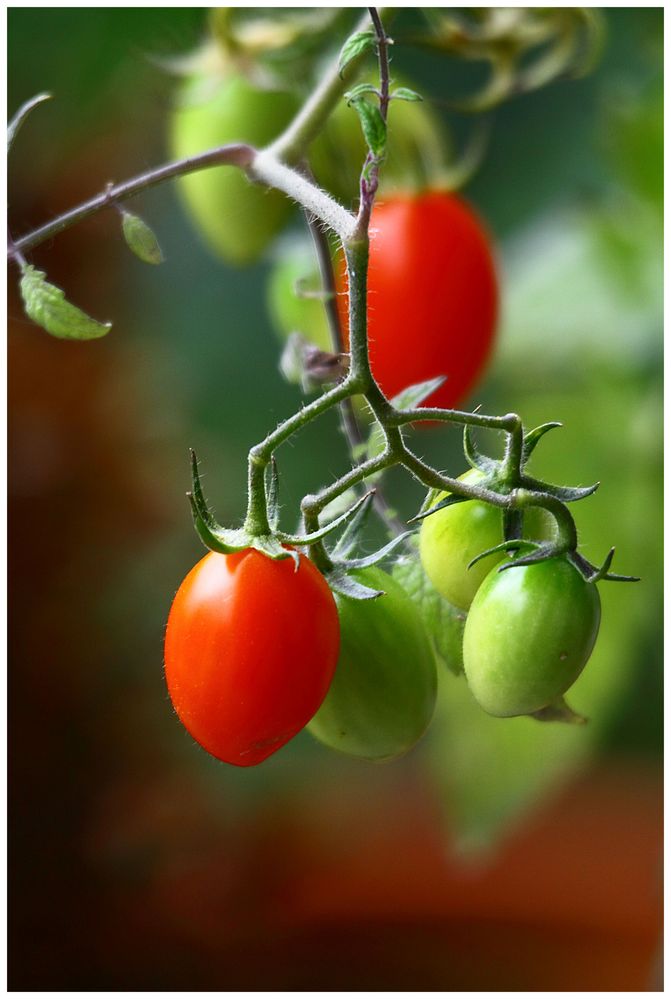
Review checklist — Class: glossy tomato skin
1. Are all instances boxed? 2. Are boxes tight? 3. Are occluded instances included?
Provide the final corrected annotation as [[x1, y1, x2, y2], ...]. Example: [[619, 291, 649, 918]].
[[463, 556, 601, 717], [165, 549, 340, 766], [336, 192, 498, 409], [307, 567, 437, 761], [419, 469, 554, 611]]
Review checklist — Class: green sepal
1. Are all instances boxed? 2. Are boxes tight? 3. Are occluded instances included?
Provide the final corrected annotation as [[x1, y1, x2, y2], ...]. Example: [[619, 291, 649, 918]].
[[331, 490, 375, 559], [568, 548, 640, 585], [121, 210, 164, 265], [187, 491, 249, 555], [497, 542, 564, 572], [338, 28, 375, 78], [463, 424, 498, 474], [350, 97, 387, 158], [530, 697, 588, 725], [408, 492, 469, 525], [8, 92, 52, 153], [522, 421, 562, 464], [334, 530, 413, 570], [522, 475, 600, 502], [326, 567, 385, 601], [20, 265, 112, 340], [278, 489, 375, 546], [467, 538, 538, 570]]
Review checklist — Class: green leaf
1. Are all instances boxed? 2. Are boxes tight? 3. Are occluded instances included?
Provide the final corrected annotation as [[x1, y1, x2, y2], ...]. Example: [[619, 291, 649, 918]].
[[8, 92, 52, 153], [338, 28, 375, 77], [19, 265, 111, 340], [350, 97, 387, 158], [393, 548, 466, 676], [391, 375, 446, 410], [391, 87, 423, 102], [121, 210, 164, 265], [345, 83, 380, 104]]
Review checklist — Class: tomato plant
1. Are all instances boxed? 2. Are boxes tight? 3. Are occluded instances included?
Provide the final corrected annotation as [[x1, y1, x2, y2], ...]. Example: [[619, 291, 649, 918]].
[[308, 567, 437, 760], [419, 469, 553, 611], [463, 556, 601, 717], [335, 191, 498, 409], [164, 548, 340, 766]]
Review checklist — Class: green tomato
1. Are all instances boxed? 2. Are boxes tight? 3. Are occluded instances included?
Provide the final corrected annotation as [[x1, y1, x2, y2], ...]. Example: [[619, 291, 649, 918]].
[[266, 240, 332, 352], [170, 74, 299, 266], [463, 556, 601, 718], [308, 567, 437, 761], [419, 469, 552, 611]]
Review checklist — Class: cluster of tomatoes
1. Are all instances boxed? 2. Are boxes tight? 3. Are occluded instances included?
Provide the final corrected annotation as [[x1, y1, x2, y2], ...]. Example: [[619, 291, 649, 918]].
[[419, 472, 601, 720], [163, 40, 601, 767], [165, 552, 437, 766]]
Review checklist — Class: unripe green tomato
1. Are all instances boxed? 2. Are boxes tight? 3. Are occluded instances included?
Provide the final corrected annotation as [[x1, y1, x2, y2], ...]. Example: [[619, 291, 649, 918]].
[[310, 76, 450, 205], [419, 469, 553, 612], [170, 74, 299, 265], [266, 241, 332, 351], [463, 556, 601, 717], [308, 567, 437, 761]]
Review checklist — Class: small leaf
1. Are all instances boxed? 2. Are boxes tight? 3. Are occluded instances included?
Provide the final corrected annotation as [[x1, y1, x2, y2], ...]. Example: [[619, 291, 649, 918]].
[[187, 492, 249, 555], [350, 97, 387, 158], [391, 376, 446, 410], [497, 542, 562, 572], [338, 28, 375, 77], [391, 87, 423, 102], [20, 265, 111, 340], [345, 83, 380, 105], [121, 210, 164, 265], [8, 92, 52, 153], [393, 549, 466, 676]]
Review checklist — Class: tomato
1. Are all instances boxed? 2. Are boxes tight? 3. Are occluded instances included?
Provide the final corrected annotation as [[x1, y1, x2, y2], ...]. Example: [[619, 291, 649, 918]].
[[335, 191, 498, 409], [170, 73, 299, 266], [463, 556, 601, 717], [307, 567, 437, 761], [419, 469, 553, 611], [266, 240, 332, 352], [164, 549, 340, 766]]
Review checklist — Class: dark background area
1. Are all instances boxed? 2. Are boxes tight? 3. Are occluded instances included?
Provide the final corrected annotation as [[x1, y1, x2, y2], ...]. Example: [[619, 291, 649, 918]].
[[8, 7, 663, 990]]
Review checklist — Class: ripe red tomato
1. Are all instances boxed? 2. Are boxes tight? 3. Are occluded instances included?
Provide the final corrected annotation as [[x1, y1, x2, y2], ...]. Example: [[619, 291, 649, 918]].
[[164, 549, 340, 766], [336, 191, 498, 409]]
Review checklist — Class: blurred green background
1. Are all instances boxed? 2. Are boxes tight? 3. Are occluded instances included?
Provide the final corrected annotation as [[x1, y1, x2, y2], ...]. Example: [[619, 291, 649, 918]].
[[8, 7, 662, 991]]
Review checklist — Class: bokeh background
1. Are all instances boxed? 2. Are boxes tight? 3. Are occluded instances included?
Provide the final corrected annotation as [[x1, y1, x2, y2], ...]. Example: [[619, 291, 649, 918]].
[[8, 7, 663, 991]]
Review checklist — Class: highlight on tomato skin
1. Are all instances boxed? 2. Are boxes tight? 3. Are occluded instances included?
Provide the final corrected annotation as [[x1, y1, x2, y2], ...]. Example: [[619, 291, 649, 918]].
[[336, 191, 499, 411], [164, 549, 341, 766]]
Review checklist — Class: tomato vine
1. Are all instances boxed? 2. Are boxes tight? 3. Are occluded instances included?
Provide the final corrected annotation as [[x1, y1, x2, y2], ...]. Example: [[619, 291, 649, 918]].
[[7, 7, 638, 755]]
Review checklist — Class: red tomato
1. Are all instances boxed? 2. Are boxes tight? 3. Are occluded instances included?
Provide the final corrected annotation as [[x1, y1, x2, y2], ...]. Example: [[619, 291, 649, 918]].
[[164, 549, 340, 766], [336, 191, 498, 409]]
